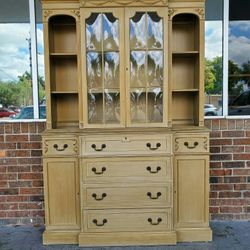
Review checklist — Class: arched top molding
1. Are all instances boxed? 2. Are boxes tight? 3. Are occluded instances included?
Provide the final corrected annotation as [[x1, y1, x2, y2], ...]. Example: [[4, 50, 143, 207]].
[[168, 7, 204, 20], [43, 9, 80, 22]]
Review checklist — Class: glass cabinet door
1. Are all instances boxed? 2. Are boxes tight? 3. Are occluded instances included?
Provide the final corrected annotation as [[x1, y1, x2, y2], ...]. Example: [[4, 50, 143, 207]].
[[127, 9, 167, 126], [83, 9, 124, 126]]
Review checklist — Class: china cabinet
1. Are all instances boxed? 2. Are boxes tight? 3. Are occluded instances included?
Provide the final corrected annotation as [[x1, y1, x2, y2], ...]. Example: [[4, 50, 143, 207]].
[[41, 0, 212, 246]]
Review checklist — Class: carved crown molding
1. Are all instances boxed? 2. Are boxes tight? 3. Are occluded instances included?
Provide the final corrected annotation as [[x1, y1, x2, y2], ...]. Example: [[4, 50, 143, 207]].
[[80, 0, 168, 7], [43, 9, 80, 21], [195, 8, 205, 19]]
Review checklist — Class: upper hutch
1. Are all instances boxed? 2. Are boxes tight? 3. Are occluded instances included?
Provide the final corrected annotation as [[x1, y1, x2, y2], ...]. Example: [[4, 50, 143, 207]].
[[41, 0, 212, 246]]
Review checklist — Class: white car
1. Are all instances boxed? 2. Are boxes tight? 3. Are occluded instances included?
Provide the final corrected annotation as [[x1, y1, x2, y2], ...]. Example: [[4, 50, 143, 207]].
[[204, 104, 218, 116]]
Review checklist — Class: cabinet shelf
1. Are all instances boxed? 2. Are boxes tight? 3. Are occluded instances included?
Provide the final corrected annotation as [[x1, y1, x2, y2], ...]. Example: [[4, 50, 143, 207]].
[[172, 89, 199, 92], [51, 91, 78, 94], [172, 51, 199, 57], [50, 52, 77, 57]]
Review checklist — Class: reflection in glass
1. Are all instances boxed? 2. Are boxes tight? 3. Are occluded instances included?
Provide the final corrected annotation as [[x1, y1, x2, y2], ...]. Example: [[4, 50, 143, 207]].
[[130, 51, 146, 87], [148, 88, 163, 122], [103, 13, 119, 50], [104, 90, 120, 123], [130, 13, 147, 49], [86, 13, 102, 51], [88, 92, 103, 124], [130, 89, 146, 123], [148, 12, 163, 49], [104, 52, 119, 88], [148, 51, 163, 86], [87, 52, 102, 88]]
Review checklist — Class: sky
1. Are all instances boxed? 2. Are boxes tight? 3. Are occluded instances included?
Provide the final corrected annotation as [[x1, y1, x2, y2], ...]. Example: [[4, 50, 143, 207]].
[[0, 23, 44, 82]]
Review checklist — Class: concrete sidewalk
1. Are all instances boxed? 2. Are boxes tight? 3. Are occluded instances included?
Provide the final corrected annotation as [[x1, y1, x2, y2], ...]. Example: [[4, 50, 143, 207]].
[[0, 221, 250, 250]]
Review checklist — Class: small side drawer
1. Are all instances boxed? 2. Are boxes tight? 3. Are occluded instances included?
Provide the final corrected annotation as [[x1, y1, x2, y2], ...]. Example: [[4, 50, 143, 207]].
[[174, 134, 209, 153], [43, 138, 78, 156], [82, 184, 172, 208], [82, 157, 172, 182], [83, 208, 172, 232], [81, 134, 171, 156]]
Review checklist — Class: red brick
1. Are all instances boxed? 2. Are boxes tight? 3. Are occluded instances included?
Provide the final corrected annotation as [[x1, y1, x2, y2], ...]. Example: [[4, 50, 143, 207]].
[[31, 150, 42, 157], [219, 191, 242, 198], [6, 211, 31, 217], [223, 161, 245, 168], [234, 184, 250, 190], [0, 211, 6, 217], [236, 120, 245, 129], [17, 142, 41, 149], [9, 181, 32, 188], [0, 188, 18, 195], [220, 206, 242, 213], [20, 188, 43, 195], [224, 176, 247, 183], [210, 169, 232, 176], [19, 203, 43, 210], [243, 191, 250, 197], [209, 207, 219, 213], [5, 135, 28, 142], [0, 203, 18, 210], [204, 119, 212, 129], [37, 122, 46, 133], [210, 147, 220, 153], [233, 154, 250, 160], [222, 131, 245, 138], [209, 191, 218, 198], [0, 166, 6, 173], [0, 173, 17, 181], [29, 123, 36, 133], [245, 146, 250, 152], [0, 158, 17, 165], [233, 169, 250, 175], [0, 124, 4, 133], [210, 131, 221, 138], [228, 120, 236, 129], [6, 196, 29, 202], [32, 180, 43, 187], [13, 123, 21, 134], [234, 138, 250, 145], [17, 158, 41, 165], [222, 146, 244, 153], [210, 162, 222, 168], [0, 181, 7, 188], [0, 143, 16, 149], [0, 135, 4, 142], [7, 166, 30, 172], [31, 166, 42, 172], [210, 139, 232, 146], [21, 123, 29, 133], [210, 184, 234, 191], [18, 173, 42, 180], [211, 154, 232, 161], [220, 119, 228, 130], [0, 196, 7, 202], [211, 119, 220, 130], [210, 198, 248, 206], [7, 150, 30, 157], [4, 124, 12, 134], [30, 134, 42, 142]]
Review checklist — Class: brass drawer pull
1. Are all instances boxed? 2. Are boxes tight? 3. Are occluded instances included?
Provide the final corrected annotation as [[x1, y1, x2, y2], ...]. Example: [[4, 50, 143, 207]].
[[53, 143, 68, 151], [92, 167, 106, 175], [92, 219, 107, 227], [147, 192, 161, 199], [146, 166, 161, 173], [91, 144, 106, 151], [148, 217, 162, 225], [184, 141, 199, 149], [92, 193, 107, 201], [146, 142, 161, 150]]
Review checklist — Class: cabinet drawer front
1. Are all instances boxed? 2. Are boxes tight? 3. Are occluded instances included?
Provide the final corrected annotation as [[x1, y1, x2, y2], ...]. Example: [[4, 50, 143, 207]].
[[174, 135, 209, 153], [83, 209, 172, 232], [81, 134, 171, 155], [83, 158, 172, 182], [82, 185, 172, 208], [43, 138, 78, 156]]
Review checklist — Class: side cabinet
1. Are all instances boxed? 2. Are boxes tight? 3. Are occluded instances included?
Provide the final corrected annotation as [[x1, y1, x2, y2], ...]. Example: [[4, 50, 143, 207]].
[[174, 132, 212, 242], [42, 137, 80, 244]]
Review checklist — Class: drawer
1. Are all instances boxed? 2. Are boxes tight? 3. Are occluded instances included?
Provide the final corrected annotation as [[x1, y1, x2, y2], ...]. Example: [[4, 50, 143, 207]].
[[82, 184, 172, 208], [83, 208, 172, 232], [81, 134, 171, 156], [174, 134, 209, 153], [82, 157, 172, 182], [43, 138, 78, 156]]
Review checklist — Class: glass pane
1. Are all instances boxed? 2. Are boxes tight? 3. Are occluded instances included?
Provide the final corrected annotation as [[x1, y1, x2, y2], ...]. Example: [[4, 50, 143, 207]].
[[88, 92, 103, 124], [148, 51, 163, 87], [205, 0, 223, 116], [130, 89, 146, 123], [130, 51, 146, 87], [0, 0, 34, 120], [103, 13, 119, 50], [86, 13, 102, 51], [148, 88, 163, 123], [87, 52, 102, 89], [104, 52, 119, 88], [228, 0, 250, 115], [130, 12, 146, 49], [104, 90, 120, 124], [148, 12, 163, 49]]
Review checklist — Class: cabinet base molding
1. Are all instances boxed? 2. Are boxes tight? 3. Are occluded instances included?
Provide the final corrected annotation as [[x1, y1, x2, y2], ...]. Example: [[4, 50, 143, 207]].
[[43, 230, 80, 245], [176, 228, 212, 242], [78, 232, 177, 246]]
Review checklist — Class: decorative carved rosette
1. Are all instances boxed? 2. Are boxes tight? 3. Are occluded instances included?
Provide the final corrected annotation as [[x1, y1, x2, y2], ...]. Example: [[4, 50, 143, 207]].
[[43, 9, 80, 22]]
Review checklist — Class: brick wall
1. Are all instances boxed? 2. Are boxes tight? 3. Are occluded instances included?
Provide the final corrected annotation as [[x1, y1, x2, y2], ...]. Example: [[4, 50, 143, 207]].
[[205, 119, 250, 220], [0, 120, 249, 225], [0, 122, 45, 225]]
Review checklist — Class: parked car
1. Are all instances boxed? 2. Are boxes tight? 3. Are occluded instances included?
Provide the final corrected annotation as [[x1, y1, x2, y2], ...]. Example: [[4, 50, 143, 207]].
[[0, 108, 16, 118], [204, 104, 218, 116], [11, 105, 46, 119], [228, 90, 250, 116]]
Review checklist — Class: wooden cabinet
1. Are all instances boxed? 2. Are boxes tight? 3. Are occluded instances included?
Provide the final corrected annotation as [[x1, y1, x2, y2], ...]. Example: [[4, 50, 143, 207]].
[[41, 0, 211, 246]]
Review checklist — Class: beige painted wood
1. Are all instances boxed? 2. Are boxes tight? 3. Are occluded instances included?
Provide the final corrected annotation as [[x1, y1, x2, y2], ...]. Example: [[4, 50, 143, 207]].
[[43, 230, 79, 245], [174, 155, 209, 228], [176, 228, 212, 242], [82, 157, 172, 182], [174, 133, 209, 153], [81, 134, 172, 156], [82, 184, 172, 208], [43, 137, 78, 156], [43, 158, 80, 230], [83, 208, 172, 232], [78, 231, 177, 246]]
